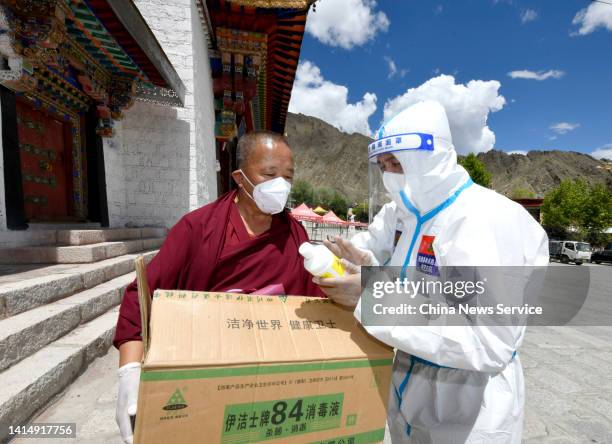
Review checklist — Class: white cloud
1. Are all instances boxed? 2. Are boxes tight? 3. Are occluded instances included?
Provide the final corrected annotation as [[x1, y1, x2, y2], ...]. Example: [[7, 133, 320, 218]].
[[288, 60, 377, 136], [434, 5, 444, 15], [384, 56, 408, 79], [508, 150, 528, 155], [591, 145, 612, 160], [383, 75, 506, 154], [521, 9, 538, 23], [572, 2, 612, 35], [507, 69, 565, 80], [550, 122, 580, 135], [306, 0, 389, 49]]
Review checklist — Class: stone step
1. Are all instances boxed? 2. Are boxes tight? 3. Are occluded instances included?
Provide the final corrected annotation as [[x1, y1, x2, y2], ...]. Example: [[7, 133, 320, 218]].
[[0, 308, 118, 443], [17, 347, 123, 443], [28, 222, 103, 231], [0, 227, 167, 248], [0, 273, 134, 372], [56, 227, 167, 246], [0, 250, 158, 318], [0, 237, 164, 265]]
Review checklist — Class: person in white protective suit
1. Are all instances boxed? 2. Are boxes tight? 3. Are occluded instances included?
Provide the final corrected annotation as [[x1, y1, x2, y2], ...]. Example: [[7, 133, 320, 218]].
[[314, 100, 549, 443]]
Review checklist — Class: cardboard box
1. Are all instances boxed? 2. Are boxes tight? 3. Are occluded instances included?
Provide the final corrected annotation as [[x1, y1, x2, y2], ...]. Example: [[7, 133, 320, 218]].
[[134, 290, 394, 444]]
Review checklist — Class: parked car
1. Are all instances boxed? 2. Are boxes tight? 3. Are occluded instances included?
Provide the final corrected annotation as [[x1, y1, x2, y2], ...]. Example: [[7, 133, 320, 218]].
[[591, 249, 612, 265], [549, 240, 592, 265]]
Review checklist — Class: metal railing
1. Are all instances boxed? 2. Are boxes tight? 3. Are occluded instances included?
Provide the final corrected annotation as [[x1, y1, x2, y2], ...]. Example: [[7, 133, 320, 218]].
[[299, 221, 367, 242]]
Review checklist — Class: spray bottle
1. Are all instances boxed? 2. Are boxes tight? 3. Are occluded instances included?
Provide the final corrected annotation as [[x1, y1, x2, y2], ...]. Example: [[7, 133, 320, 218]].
[[299, 242, 346, 278]]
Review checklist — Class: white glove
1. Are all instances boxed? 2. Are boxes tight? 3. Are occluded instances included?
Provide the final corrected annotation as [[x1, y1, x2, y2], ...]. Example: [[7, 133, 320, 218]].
[[340, 258, 362, 274], [116, 362, 141, 444], [323, 237, 380, 268]]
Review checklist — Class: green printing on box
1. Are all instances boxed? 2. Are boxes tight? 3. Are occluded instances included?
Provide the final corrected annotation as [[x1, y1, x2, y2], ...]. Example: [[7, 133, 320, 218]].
[[221, 393, 344, 444]]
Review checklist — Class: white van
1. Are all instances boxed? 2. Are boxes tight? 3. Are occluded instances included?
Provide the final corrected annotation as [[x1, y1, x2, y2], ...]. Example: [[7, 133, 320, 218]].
[[549, 240, 592, 265]]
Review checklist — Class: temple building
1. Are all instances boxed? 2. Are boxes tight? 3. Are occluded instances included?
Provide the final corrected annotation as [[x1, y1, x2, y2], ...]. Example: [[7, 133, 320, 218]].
[[0, 1, 312, 438], [0, 0, 311, 239]]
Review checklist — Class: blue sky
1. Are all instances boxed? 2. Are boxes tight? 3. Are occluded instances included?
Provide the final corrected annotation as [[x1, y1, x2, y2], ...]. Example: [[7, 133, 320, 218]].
[[288, 0, 612, 158]]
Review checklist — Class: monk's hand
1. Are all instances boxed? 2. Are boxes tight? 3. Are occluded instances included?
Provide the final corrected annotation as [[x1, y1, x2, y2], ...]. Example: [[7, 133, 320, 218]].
[[324, 236, 378, 267], [116, 362, 141, 444], [313, 259, 361, 308]]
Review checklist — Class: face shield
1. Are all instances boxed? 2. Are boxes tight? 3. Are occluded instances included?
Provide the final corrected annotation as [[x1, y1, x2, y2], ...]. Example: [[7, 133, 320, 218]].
[[367, 133, 435, 224]]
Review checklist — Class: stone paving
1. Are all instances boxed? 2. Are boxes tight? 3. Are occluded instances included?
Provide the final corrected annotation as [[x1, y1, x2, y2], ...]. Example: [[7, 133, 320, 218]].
[[11, 347, 122, 444], [521, 326, 612, 443]]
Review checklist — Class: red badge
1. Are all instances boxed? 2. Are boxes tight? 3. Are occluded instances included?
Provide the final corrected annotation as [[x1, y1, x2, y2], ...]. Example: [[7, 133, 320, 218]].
[[417, 235, 439, 276], [418, 235, 436, 255]]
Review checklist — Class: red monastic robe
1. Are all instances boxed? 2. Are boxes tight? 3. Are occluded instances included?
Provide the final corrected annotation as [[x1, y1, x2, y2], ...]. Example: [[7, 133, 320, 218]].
[[113, 191, 324, 348]]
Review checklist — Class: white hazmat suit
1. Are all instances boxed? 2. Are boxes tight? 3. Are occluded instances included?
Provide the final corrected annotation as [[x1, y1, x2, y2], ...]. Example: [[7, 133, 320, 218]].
[[352, 101, 549, 443]]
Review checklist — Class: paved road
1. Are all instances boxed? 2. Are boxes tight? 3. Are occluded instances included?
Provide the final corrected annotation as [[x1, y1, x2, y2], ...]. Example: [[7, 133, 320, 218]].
[[522, 262, 612, 444], [13, 263, 612, 443]]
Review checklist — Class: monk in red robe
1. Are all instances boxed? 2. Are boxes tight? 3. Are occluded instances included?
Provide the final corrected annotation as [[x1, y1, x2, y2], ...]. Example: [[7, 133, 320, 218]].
[[114, 131, 323, 444]]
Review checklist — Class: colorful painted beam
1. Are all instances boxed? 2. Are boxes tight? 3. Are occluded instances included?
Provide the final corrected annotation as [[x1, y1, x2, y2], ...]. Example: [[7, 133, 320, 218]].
[[204, 0, 310, 136]]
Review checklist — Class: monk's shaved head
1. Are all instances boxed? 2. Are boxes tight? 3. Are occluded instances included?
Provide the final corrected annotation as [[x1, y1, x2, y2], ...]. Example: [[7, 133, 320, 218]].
[[237, 131, 290, 169], [232, 130, 294, 209]]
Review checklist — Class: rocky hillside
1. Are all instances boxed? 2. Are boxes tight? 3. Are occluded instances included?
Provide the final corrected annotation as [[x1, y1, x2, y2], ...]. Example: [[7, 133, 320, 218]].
[[285, 112, 370, 203], [285, 112, 612, 201], [475, 150, 612, 197]]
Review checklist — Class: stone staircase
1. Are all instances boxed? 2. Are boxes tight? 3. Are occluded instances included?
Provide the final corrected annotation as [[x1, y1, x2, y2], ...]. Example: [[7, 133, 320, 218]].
[[0, 228, 165, 442], [0, 228, 165, 264]]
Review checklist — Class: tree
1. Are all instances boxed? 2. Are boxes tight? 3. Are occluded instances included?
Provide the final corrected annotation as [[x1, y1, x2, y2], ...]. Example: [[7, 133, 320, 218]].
[[541, 179, 588, 237], [459, 153, 492, 188], [352, 201, 369, 222], [541, 179, 612, 246], [290, 179, 314, 207], [314, 186, 335, 209], [289, 180, 350, 219], [510, 187, 536, 199], [313, 187, 348, 219], [328, 191, 348, 219], [582, 183, 612, 245]]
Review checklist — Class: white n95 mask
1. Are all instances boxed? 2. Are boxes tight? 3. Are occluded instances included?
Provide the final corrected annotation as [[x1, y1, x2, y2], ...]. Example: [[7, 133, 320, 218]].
[[240, 170, 291, 214]]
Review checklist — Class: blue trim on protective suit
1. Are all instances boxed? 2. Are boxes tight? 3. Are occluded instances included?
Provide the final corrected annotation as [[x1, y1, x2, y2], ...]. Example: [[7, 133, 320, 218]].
[[397, 356, 417, 403], [398, 178, 474, 280]]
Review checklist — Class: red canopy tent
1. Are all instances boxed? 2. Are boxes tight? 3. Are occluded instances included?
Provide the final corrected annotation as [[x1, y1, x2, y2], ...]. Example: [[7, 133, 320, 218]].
[[290, 203, 322, 222], [321, 210, 347, 225]]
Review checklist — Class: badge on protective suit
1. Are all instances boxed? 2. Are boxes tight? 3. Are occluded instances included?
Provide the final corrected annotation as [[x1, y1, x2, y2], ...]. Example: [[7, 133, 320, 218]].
[[417, 235, 439, 276]]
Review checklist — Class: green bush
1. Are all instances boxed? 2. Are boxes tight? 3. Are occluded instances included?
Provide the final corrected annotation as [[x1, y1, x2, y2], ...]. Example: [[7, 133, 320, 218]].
[[510, 187, 536, 199], [459, 153, 492, 188]]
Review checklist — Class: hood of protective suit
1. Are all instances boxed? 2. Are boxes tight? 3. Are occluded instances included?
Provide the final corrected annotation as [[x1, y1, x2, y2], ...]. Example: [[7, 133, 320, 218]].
[[369, 100, 470, 213]]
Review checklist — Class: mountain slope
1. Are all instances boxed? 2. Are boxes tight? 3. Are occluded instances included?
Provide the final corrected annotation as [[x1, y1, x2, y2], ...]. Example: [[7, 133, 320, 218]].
[[285, 112, 370, 203], [285, 112, 612, 201], [475, 150, 612, 196]]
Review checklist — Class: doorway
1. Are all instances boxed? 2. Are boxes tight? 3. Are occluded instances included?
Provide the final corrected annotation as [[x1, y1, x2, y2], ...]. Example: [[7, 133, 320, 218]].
[[15, 99, 72, 221]]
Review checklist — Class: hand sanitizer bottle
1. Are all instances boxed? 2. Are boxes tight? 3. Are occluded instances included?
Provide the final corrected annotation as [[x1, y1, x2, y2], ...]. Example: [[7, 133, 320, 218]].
[[299, 242, 346, 278]]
